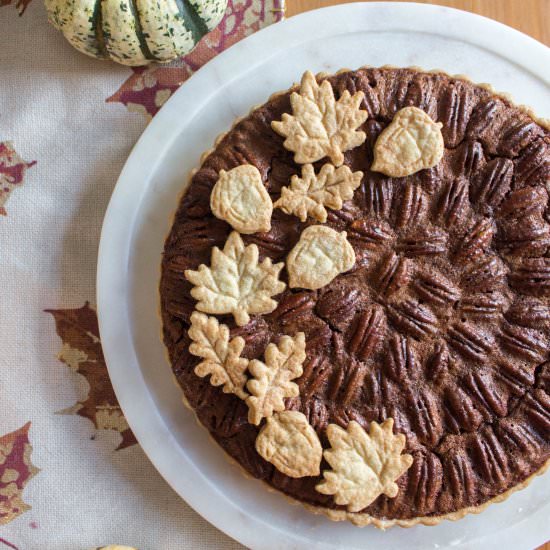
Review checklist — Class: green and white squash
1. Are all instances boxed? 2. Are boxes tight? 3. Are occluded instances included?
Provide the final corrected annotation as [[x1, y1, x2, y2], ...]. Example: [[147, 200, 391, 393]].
[[45, 0, 228, 66]]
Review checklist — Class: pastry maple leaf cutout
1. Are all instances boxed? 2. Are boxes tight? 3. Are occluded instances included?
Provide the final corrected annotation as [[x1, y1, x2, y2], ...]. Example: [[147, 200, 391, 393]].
[[246, 332, 306, 425], [274, 163, 363, 223], [188, 312, 249, 400], [316, 419, 413, 512], [185, 231, 286, 326], [211, 164, 273, 234], [0, 422, 39, 525], [286, 225, 356, 290], [271, 71, 368, 166], [372, 106, 444, 177], [0, 141, 36, 216], [46, 303, 137, 450], [255, 411, 322, 478]]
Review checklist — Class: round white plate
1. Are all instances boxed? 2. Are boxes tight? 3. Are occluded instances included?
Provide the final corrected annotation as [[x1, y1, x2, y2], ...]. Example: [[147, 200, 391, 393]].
[[97, 3, 550, 549]]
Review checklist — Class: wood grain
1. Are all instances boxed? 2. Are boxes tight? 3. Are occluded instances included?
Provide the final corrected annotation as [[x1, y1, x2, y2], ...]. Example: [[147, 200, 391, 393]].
[[286, 0, 549, 45], [284, 1, 548, 548]]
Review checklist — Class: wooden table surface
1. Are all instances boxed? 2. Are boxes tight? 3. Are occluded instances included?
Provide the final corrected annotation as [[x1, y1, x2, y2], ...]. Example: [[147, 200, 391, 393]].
[[287, 0, 549, 45], [285, 1, 549, 548]]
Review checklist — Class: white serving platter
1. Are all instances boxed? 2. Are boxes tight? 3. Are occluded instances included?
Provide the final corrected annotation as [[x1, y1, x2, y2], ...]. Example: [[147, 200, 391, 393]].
[[97, 3, 550, 549]]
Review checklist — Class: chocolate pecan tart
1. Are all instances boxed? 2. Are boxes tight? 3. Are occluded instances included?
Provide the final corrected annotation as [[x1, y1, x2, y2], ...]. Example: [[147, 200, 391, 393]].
[[160, 67, 550, 527]]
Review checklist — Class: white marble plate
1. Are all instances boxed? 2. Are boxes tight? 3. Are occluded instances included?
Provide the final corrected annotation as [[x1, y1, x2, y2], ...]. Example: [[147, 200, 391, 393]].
[[97, 3, 550, 549]]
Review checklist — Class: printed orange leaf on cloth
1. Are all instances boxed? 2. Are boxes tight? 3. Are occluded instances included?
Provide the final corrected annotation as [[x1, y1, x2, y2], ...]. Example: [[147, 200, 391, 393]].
[[0, 422, 39, 525], [46, 303, 137, 451], [0, 142, 36, 216], [0, 0, 32, 15], [107, 0, 285, 117]]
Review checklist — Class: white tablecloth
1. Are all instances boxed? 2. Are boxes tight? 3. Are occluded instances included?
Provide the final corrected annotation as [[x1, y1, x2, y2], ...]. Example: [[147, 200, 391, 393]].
[[0, 1, 283, 548]]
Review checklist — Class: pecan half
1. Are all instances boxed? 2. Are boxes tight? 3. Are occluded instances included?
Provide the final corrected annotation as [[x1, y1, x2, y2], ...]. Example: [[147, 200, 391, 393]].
[[471, 428, 509, 485], [498, 120, 542, 157], [514, 139, 550, 187], [387, 300, 438, 339], [498, 217, 550, 257], [413, 271, 460, 306], [466, 98, 498, 138], [498, 418, 542, 455], [437, 178, 469, 226], [455, 140, 484, 179], [498, 186, 548, 219], [348, 305, 385, 361], [522, 390, 550, 434], [316, 286, 361, 331], [269, 292, 316, 326], [394, 181, 427, 228], [348, 218, 393, 249], [461, 255, 507, 291], [455, 218, 495, 262], [444, 451, 477, 504], [406, 388, 443, 446], [510, 257, 550, 296], [496, 360, 535, 396], [446, 323, 493, 361], [505, 298, 550, 328], [377, 252, 411, 296], [499, 323, 548, 362], [472, 158, 513, 214], [444, 384, 484, 431], [396, 227, 447, 256], [462, 370, 508, 418], [459, 293, 504, 319], [438, 83, 472, 148], [425, 342, 449, 384], [407, 452, 443, 513], [384, 333, 418, 381], [359, 175, 393, 219]]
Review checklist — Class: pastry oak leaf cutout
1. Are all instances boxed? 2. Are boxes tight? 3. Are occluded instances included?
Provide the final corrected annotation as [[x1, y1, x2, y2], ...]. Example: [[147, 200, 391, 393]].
[[246, 332, 306, 425], [272, 71, 368, 166], [185, 231, 286, 327], [188, 312, 249, 400], [274, 163, 363, 223], [287, 225, 356, 290], [316, 419, 413, 512], [255, 410, 322, 478], [0, 422, 39, 525], [210, 164, 273, 234], [372, 106, 444, 178]]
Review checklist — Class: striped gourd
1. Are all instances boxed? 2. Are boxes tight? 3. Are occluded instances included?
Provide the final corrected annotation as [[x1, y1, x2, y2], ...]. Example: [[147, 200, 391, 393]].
[[45, 0, 228, 66]]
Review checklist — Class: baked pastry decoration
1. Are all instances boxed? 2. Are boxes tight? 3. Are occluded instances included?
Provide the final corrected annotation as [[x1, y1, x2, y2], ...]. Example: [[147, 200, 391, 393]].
[[271, 70, 368, 166], [161, 67, 550, 527], [246, 332, 306, 425], [371, 106, 444, 177], [316, 419, 413, 511], [255, 410, 323, 478], [274, 163, 363, 223], [211, 164, 273, 234], [188, 312, 249, 400], [286, 226, 356, 290], [184, 231, 285, 327]]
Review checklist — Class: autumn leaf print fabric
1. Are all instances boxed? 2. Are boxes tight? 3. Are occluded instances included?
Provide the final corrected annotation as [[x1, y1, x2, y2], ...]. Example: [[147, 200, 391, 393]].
[[0, 0, 282, 547]]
